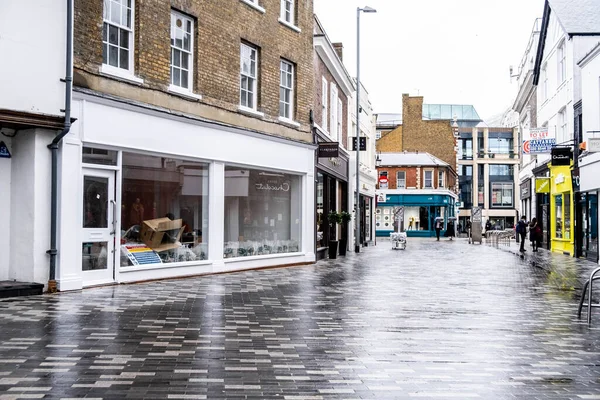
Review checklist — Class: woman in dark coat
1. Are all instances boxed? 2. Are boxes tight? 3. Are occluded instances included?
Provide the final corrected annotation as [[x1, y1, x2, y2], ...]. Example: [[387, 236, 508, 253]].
[[444, 219, 456, 241]]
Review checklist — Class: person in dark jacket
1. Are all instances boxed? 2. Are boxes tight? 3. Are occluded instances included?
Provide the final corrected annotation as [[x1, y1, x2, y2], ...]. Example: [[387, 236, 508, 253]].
[[530, 218, 542, 252], [517, 216, 528, 252], [444, 219, 456, 241]]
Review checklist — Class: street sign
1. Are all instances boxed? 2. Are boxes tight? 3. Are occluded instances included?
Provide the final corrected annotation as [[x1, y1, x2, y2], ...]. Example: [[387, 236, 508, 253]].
[[471, 206, 482, 223], [352, 137, 367, 151], [522, 127, 555, 154], [394, 206, 404, 222], [0, 141, 10, 158]]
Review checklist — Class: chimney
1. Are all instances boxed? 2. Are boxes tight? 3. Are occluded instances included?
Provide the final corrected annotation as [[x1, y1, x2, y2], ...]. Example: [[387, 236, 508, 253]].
[[332, 42, 343, 61]]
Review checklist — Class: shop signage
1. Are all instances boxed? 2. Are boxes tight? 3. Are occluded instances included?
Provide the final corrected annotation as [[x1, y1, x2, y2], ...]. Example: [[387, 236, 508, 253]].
[[535, 177, 550, 193], [255, 182, 290, 192], [551, 147, 572, 166], [0, 141, 10, 158], [520, 180, 531, 199], [318, 142, 339, 158], [376, 192, 386, 203], [588, 138, 600, 153], [351, 137, 367, 151], [122, 244, 162, 265], [522, 128, 555, 154]]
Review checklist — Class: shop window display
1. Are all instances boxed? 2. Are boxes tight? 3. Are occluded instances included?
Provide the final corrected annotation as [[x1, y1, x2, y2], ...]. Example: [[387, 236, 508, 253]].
[[555, 194, 563, 239], [224, 167, 301, 258], [120, 152, 209, 266]]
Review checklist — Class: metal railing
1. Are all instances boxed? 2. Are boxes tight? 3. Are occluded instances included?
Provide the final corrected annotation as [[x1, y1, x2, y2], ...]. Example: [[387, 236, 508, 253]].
[[577, 267, 600, 325], [486, 230, 514, 247]]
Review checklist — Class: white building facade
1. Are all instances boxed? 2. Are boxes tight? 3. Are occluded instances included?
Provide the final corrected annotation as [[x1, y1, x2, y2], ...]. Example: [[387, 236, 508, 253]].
[[350, 82, 377, 247], [0, 0, 68, 286]]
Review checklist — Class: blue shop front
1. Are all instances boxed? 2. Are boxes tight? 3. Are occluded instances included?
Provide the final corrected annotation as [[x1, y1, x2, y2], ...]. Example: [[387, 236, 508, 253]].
[[375, 193, 457, 237]]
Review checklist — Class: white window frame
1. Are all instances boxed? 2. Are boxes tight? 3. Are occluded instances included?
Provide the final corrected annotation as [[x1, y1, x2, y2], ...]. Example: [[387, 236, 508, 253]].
[[101, 0, 141, 82], [424, 169, 433, 189], [542, 63, 548, 101], [321, 77, 328, 131], [281, 0, 294, 24], [438, 170, 445, 188], [169, 11, 194, 93], [330, 83, 338, 140], [337, 98, 343, 140], [240, 43, 258, 111], [396, 171, 406, 189], [279, 59, 294, 121], [558, 108, 567, 142], [240, 0, 266, 13], [557, 40, 566, 84]]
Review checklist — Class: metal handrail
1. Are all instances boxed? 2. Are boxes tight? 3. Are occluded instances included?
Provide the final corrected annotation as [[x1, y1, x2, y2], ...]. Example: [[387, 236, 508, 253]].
[[577, 267, 600, 325]]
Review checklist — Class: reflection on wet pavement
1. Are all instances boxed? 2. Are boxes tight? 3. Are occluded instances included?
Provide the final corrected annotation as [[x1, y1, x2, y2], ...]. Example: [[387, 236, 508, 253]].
[[1, 238, 600, 399]]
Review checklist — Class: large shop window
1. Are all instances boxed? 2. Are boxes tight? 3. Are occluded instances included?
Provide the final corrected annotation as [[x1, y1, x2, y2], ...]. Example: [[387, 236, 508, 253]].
[[224, 167, 301, 258], [554, 193, 571, 240], [120, 153, 209, 266]]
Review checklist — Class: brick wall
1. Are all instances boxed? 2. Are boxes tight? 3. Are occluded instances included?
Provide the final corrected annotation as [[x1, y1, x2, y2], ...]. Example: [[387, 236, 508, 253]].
[[73, 0, 314, 141], [313, 52, 349, 149], [376, 126, 403, 152], [377, 165, 456, 190]]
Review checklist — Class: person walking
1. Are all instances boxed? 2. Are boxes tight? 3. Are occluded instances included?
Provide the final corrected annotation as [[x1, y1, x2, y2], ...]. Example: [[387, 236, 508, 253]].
[[517, 216, 528, 252], [531, 218, 542, 252], [435, 218, 442, 241], [445, 219, 456, 241]]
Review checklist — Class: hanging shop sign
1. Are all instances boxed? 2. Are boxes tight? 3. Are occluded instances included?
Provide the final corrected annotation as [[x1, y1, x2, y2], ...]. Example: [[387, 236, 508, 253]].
[[376, 192, 387, 203], [520, 179, 531, 199], [0, 141, 11, 158], [351, 137, 367, 151], [318, 142, 339, 158], [588, 138, 600, 153], [379, 176, 388, 189], [551, 147, 572, 166], [535, 177, 550, 193], [571, 167, 580, 192], [522, 127, 555, 154]]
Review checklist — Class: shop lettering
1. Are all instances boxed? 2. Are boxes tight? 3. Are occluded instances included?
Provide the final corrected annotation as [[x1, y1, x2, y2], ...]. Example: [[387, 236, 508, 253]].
[[255, 182, 290, 192]]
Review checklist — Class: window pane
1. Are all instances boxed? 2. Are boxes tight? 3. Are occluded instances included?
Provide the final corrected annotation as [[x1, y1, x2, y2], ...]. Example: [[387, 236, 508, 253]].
[[173, 49, 181, 67], [120, 153, 210, 266], [119, 48, 129, 70], [108, 25, 119, 45], [119, 28, 129, 49], [110, 1, 120, 24], [173, 68, 181, 86], [83, 176, 109, 228], [181, 52, 189, 69], [102, 43, 108, 64], [183, 33, 190, 51], [109, 45, 118, 67], [82, 242, 109, 271], [181, 70, 188, 89], [224, 167, 301, 258], [555, 195, 563, 238]]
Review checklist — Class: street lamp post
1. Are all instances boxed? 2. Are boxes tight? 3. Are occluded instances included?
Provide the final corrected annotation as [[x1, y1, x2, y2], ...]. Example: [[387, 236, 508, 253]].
[[355, 5, 376, 253]]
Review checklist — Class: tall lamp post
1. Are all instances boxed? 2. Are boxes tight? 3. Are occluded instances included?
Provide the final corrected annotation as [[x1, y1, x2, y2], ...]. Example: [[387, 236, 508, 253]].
[[355, 5, 377, 253]]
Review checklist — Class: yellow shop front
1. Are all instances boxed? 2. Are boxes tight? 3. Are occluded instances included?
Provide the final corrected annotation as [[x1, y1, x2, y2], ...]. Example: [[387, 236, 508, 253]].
[[550, 163, 574, 255]]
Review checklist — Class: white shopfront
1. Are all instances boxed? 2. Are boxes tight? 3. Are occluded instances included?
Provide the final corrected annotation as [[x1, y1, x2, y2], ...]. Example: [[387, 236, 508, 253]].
[[56, 93, 315, 290]]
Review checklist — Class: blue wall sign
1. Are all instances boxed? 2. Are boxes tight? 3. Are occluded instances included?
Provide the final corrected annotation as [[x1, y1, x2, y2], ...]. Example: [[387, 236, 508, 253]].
[[0, 141, 11, 158]]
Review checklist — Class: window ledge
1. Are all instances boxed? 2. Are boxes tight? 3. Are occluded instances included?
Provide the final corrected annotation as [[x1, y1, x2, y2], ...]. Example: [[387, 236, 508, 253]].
[[278, 18, 301, 33], [168, 85, 203, 101], [100, 64, 144, 85], [278, 116, 301, 127], [238, 105, 265, 118], [239, 0, 266, 13]]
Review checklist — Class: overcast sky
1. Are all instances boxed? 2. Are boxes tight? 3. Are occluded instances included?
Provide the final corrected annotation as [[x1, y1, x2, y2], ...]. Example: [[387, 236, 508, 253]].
[[314, 0, 544, 121]]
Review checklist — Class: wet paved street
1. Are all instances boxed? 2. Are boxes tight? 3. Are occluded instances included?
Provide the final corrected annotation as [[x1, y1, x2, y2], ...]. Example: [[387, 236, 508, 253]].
[[2, 239, 600, 399]]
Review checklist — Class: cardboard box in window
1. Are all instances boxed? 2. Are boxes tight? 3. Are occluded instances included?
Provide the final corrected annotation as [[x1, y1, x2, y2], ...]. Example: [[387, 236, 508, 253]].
[[140, 218, 184, 252]]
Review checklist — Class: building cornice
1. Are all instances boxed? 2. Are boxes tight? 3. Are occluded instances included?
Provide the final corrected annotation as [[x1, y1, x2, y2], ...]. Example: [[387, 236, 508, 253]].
[[314, 36, 355, 96]]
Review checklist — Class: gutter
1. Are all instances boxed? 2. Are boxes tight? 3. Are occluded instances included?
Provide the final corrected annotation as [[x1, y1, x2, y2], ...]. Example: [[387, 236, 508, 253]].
[[46, 0, 73, 293]]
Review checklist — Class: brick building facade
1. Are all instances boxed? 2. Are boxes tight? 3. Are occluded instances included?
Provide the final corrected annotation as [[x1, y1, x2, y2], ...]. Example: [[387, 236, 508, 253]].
[[73, 0, 314, 141]]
